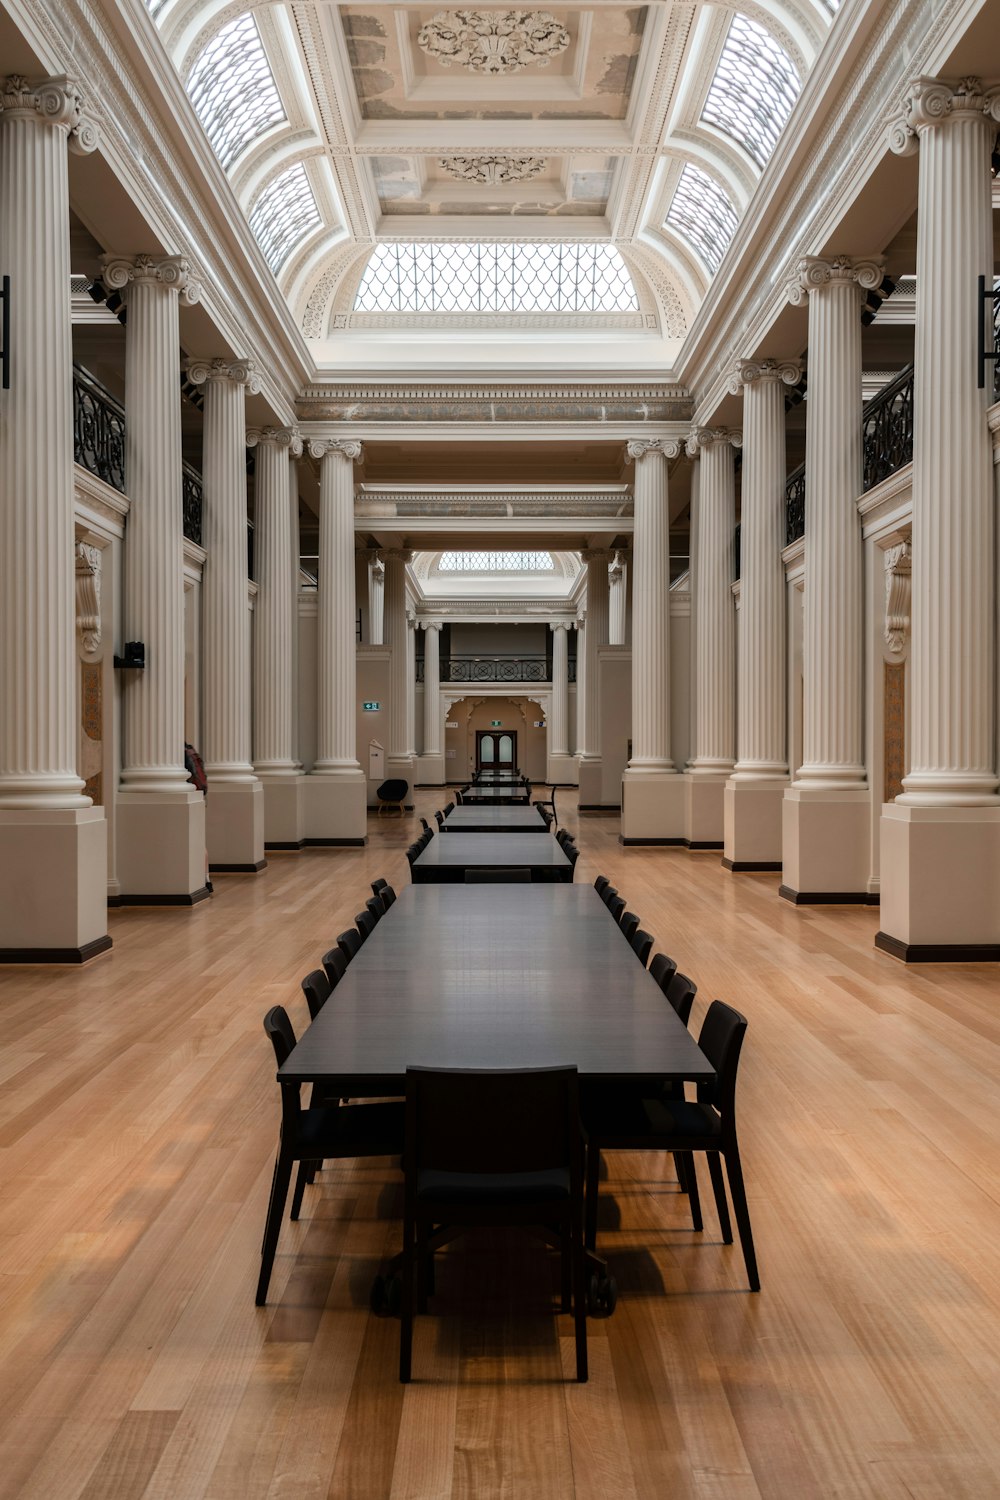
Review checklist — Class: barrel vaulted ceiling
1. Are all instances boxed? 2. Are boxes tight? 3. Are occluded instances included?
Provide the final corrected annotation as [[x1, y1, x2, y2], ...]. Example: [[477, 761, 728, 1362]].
[[146, 0, 838, 356]]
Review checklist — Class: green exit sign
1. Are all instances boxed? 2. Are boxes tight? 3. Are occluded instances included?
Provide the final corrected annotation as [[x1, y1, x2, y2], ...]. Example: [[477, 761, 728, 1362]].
[[490, 720, 502, 727], [363, 701, 381, 711]]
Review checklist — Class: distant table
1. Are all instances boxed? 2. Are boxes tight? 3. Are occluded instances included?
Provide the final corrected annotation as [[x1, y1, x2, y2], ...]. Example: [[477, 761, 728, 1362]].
[[474, 770, 526, 783], [279, 885, 715, 1095], [459, 785, 531, 805], [411, 832, 572, 882], [443, 805, 548, 834]]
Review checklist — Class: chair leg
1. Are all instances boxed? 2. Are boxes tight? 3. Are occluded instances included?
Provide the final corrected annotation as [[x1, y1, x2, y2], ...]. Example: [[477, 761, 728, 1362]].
[[723, 1145, 760, 1292], [572, 1220, 588, 1383], [290, 1161, 310, 1220], [707, 1152, 732, 1243], [560, 1229, 571, 1312], [399, 1214, 415, 1382], [584, 1143, 601, 1251], [681, 1152, 703, 1232], [256, 1151, 293, 1305]]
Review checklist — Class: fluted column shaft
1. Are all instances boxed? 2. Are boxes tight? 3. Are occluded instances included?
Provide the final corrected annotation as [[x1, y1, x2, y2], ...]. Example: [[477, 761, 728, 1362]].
[[608, 554, 627, 646], [0, 77, 96, 808], [789, 258, 882, 788], [385, 551, 412, 759], [627, 441, 680, 769], [575, 620, 586, 754], [368, 554, 385, 644], [580, 550, 612, 759], [290, 479, 301, 767], [406, 614, 417, 757], [310, 441, 363, 771], [687, 430, 740, 772], [249, 429, 301, 772], [422, 623, 442, 756], [550, 623, 570, 756], [189, 358, 258, 781], [891, 79, 1000, 804]]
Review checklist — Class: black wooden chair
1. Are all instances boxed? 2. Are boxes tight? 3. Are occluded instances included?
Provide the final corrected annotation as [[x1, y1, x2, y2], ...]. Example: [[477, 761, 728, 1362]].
[[444, 801, 455, 816], [420, 817, 432, 834], [405, 843, 422, 870], [649, 951, 678, 994], [256, 1006, 404, 1305], [300, 967, 332, 1021], [355, 909, 377, 944], [365, 896, 384, 926], [337, 928, 362, 962], [619, 911, 640, 943], [371, 877, 388, 896], [600, 884, 619, 909], [582, 1001, 759, 1291], [397, 1065, 589, 1382], [376, 779, 408, 816], [630, 929, 654, 968], [321, 945, 349, 989], [594, 875, 611, 898], [375, 883, 397, 912], [434, 810, 445, 829]]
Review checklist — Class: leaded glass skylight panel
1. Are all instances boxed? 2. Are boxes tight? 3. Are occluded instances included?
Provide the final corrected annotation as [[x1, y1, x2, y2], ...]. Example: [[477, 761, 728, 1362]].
[[249, 163, 321, 274], [665, 164, 739, 275], [187, 13, 286, 171], [354, 244, 638, 313], [701, 14, 800, 170], [439, 552, 555, 571]]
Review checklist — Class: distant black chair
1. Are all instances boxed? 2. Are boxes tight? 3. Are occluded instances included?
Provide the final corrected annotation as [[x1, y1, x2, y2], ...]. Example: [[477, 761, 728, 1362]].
[[337, 928, 362, 962], [594, 875, 611, 898], [365, 896, 384, 925], [321, 946, 349, 990], [619, 911, 640, 943], [582, 1001, 758, 1291], [256, 1006, 405, 1306], [397, 1065, 589, 1382], [300, 967, 332, 1021], [377, 884, 397, 912], [565, 845, 580, 870], [405, 843, 422, 869], [434, 810, 445, 830], [556, 829, 571, 850], [444, 801, 455, 815], [600, 885, 619, 909], [464, 868, 532, 883], [420, 817, 432, 835], [605, 894, 625, 923], [630, 929, 654, 968], [355, 909, 377, 944], [376, 779, 408, 816], [371, 877, 388, 897], [662, 970, 696, 1026], [649, 951, 677, 992]]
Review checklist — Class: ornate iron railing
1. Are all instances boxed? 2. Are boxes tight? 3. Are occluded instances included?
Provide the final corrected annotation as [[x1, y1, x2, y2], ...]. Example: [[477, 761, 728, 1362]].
[[785, 464, 805, 545], [734, 522, 741, 580], [862, 364, 914, 491], [416, 655, 576, 684], [182, 463, 203, 546], [73, 367, 125, 493]]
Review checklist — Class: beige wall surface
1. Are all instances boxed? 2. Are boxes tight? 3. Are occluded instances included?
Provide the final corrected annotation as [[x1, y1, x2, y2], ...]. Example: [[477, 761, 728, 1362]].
[[443, 695, 548, 784]]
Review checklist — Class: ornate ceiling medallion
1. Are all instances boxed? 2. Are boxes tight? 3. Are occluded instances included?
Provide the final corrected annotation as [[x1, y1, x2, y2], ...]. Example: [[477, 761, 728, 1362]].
[[439, 155, 547, 185], [417, 10, 571, 76]]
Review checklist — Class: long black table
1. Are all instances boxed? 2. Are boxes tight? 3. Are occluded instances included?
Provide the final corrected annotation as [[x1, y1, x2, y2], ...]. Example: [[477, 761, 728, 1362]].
[[459, 785, 531, 805], [279, 885, 714, 1095], [412, 832, 571, 882], [443, 805, 548, 834]]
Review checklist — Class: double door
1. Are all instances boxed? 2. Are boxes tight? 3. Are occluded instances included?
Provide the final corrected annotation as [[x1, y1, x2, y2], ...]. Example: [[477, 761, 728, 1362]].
[[475, 730, 516, 773]]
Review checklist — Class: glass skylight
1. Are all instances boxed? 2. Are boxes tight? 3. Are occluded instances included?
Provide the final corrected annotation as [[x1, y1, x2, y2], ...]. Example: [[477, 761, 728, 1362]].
[[187, 13, 286, 171], [701, 13, 800, 170], [249, 163, 322, 274], [354, 244, 639, 313], [439, 552, 555, 572], [665, 164, 739, 275]]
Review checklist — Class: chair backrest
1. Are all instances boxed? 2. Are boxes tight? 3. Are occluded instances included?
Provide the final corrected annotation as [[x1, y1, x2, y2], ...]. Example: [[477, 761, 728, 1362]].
[[464, 868, 532, 883], [556, 829, 570, 849], [378, 884, 397, 911], [405, 1066, 580, 1181], [435, 810, 445, 828], [600, 885, 618, 909], [566, 846, 580, 868], [321, 945, 349, 989], [406, 843, 421, 867], [365, 896, 383, 924], [300, 967, 332, 1021], [337, 928, 361, 961], [371, 877, 388, 896], [649, 951, 678, 991], [630, 929, 654, 967], [695, 1001, 747, 1125], [263, 1006, 304, 1134], [607, 895, 626, 923], [444, 801, 455, 815], [594, 875, 611, 897], [620, 910, 640, 942], [420, 817, 431, 833], [355, 910, 377, 942], [664, 971, 697, 1026]]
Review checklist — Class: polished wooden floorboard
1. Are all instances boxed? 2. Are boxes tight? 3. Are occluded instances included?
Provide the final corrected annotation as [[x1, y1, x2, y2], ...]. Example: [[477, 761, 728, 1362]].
[[2, 794, 999, 1499]]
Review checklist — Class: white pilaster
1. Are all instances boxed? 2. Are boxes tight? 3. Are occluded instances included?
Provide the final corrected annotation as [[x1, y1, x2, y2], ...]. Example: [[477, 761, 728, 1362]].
[[248, 426, 305, 848], [303, 439, 367, 843], [621, 438, 686, 841], [187, 356, 264, 870], [418, 621, 446, 785], [385, 549, 416, 797], [781, 255, 884, 899], [685, 427, 741, 846], [608, 552, 628, 646], [879, 77, 1000, 958], [368, 551, 385, 644], [0, 75, 110, 959], [574, 616, 586, 758], [724, 360, 801, 870], [578, 548, 612, 808], [546, 621, 576, 783]]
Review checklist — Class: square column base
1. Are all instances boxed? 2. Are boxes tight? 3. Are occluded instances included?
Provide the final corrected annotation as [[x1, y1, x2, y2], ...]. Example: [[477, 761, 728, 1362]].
[[684, 773, 728, 848], [578, 757, 604, 809], [117, 789, 208, 902], [545, 752, 578, 786], [876, 803, 1000, 960], [415, 753, 446, 787], [723, 779, 787, 870], [0, 806, 111, 961], [303, 770, 367, 845], [620, 769, 687, 844], [207, 780, 265, 872], [385, 755, 417, 808], [259, 774, 305, 849], [781, 787, 872, 902]]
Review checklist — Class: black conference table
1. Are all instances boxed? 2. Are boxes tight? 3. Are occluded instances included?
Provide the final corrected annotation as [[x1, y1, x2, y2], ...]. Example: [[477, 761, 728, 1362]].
[[443, 805, 548, 834], [279, 885, 714, 1097], [474, 769, 526, 783], [411, 832, 572, 882], [459, 784, 531, 805]]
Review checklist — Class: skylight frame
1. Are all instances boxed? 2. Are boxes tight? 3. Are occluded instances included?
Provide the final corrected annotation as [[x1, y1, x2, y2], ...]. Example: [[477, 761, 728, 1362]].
[[700, 13, 800, 171], [665, 163, 739, 276], [353, 243, 639, 315], [249, 162, 322, 275], [186, 12, 287, 172], [438, 551, 556, 573]]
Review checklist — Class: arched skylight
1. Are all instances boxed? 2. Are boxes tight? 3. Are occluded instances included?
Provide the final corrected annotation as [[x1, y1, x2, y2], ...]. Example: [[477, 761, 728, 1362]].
[[186, 13, 286, 171], [701, 14, 800, 170], [439, 552, 555, 572], [354, 244, 639, 313], [249, 163, 321, 274], [665, 164, 739, 275]]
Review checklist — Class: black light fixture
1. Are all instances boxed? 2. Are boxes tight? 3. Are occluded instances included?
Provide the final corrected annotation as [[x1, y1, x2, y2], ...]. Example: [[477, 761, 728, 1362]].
[[1, 274, 9, 390], [114, 640, 146, 670], [977, 275, 1000, 391]]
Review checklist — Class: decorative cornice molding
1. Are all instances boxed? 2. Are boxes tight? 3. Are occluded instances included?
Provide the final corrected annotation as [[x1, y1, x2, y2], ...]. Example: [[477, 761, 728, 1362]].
[[889, 75, 1000, 155], [102, 253, 201, 305], [186, 356, 262, 391], [685, 426, 742, 456], [307, 437, 363, 461], [0, 74, 99, 154], [727, 357, 802, 393], [786, 254, 886, 306], [247, 425, 304, 456]]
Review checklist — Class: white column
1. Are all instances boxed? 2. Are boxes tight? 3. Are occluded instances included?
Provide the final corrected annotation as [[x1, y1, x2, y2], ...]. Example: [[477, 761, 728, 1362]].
[[302, 439, 367, 843], [621, 438, 686, 841], [574, 616, 586, 757], [102, 254, 207, 900], [684, 428, 741, 846], [406, 611, 417, 759], [546, 621, 575, 783], [384, 549, 416, 795], [578, 548, 612, 808], [368, 552, 385, 644], [608, 552, 628, 646], [724, 359, 801, 870], [0, 75, 109, 960], [879, 76, 1000, 958], [187, 357, 264, 871], [290, 475, 302, 769], [248, 426, 304, 847], [418, 621, 445, 784], [781, 255, 883, 899]]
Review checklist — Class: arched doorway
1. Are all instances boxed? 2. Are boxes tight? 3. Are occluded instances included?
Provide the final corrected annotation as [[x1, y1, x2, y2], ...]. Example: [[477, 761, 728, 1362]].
[[475, 729, 517, 772]]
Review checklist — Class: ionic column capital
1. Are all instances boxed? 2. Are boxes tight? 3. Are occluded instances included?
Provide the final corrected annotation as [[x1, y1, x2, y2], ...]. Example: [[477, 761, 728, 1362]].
[[307, 437, 363, 462], [728, 357, 802, 394], [186, 356, 261, 392], [786, 255, 885, 307], [626, 437, 682, 462], [101, 253, 200, 306], [247, 425, 303, 457], [580, 546, 615, 565], [383, 547, 414, 565], [420, 619, 443, 633], [889, 75, 1000, 155], [0, 75, 98, 153], [686, 426, 742, 458], [550, 619, 572, 633]]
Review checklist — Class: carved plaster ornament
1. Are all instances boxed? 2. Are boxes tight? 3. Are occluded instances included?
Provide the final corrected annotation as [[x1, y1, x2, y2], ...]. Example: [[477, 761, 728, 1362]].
[[438, 155, 547, 185], [625, 438, 683, 462], [0, 75, 99, 154], [75, 542, 102, 654], [883, 540, 912, 654], [417, 10, 570, 76], [888, 76, 1000, 157]]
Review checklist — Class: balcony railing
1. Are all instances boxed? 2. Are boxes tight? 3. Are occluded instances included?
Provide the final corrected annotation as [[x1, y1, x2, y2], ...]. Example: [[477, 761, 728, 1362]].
[[862, 364, 914, 492], [785, 464, 805, 545], [182, 463, 203, 546], [416, 654, 575, 684], [73, 367, 125, 493]]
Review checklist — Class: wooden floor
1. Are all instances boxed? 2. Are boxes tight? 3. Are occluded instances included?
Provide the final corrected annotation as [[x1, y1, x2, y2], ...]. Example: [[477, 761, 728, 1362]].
[[2, 793, 999, 1500]]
